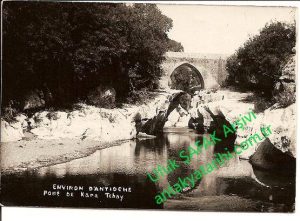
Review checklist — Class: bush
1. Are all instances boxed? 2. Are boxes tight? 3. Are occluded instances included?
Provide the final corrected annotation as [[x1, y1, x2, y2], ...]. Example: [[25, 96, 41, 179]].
[[226, 21, 296, 97]]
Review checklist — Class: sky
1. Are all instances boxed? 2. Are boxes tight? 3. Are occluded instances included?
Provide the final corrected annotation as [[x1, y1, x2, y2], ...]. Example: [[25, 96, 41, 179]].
[[157, 4, 296, 55]]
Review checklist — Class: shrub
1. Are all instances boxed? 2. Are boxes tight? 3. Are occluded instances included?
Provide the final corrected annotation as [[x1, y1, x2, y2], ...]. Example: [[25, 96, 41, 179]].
[[226, 21, 296, 97]]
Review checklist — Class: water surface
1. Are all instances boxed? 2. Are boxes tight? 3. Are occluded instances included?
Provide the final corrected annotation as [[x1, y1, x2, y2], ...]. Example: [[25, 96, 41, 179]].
[[1, 128, 295, 211]]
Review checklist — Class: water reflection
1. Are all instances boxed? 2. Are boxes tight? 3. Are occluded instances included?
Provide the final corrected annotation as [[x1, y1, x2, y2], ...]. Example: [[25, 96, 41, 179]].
[[1, 128, 295, 211]]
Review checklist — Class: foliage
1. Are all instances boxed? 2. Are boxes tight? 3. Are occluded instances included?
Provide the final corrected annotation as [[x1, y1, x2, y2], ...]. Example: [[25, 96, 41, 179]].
[[225, 21, 296, 97], [167, 39, 184, 52], [2, 2, 175, 109]]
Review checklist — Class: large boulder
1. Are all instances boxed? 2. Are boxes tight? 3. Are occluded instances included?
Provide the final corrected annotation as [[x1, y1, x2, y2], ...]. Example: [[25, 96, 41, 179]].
[[249, 138, 296, 173], [260, 104, 296, 157], [230, 103, 296, 160], [1, 120, 24, 142], [273, 55, 296, 107], [141, 112, 167, 135], [87, 85, 116, 108], [139, 92, 192, 133]]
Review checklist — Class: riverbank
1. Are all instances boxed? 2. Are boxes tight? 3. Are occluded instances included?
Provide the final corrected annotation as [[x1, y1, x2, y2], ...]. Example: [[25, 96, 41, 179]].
[[0, 137, 129, 175], [1, 88, 296, 175], [0, 91, 172, 174]]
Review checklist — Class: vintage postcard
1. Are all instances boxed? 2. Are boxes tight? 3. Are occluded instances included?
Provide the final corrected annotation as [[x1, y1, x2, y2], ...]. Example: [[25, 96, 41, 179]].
[[0, 1, 296, 212]]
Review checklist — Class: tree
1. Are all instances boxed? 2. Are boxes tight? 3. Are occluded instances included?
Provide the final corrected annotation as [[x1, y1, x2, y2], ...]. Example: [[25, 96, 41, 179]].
[[226, 21, 296, 97], [2, 2, 175, 108], [167, 39, 184, 52]]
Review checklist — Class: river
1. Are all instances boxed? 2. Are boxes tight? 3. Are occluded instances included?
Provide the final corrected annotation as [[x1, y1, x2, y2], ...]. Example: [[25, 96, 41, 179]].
[[1, 127, 295, 212]]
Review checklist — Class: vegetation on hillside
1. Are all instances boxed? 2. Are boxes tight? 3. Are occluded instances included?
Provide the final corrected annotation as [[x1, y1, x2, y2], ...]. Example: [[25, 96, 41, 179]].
[[226, 21, 296, 99], [2, 2, 183, 111]]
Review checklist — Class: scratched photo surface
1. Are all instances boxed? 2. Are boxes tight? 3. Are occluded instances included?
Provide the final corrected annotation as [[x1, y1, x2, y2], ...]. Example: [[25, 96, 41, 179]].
[[0, 1, 296, 212]]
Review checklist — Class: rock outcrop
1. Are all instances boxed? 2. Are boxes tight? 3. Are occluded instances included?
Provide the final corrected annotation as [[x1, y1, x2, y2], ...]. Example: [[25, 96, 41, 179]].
[[1, 92, 172, 142], [1, 87, 296, 175], [1, 120, 24, 142], [250, 138, 296, 173], [273, 55, 296, 107], [28, 105, 136, 141], [189, 89, 296, 166], [1, 114, 27, 142], [139, 91, 191, 135]]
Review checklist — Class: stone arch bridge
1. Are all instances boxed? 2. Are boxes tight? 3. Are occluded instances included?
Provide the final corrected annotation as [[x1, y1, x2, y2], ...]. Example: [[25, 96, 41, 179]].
[[160, 52, 229, 91]]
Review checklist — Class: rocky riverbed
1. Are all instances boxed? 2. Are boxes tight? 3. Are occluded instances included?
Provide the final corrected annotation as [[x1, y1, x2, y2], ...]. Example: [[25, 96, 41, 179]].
[[0, 88, 296, 175]]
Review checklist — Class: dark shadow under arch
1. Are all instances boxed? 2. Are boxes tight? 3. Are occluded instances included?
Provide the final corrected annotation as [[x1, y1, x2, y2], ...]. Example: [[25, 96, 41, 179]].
[[170, 63, 205, 92]]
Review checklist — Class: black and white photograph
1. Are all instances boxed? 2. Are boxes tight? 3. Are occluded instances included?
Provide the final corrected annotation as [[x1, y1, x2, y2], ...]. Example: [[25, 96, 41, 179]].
[[0, 0, 297, 214]]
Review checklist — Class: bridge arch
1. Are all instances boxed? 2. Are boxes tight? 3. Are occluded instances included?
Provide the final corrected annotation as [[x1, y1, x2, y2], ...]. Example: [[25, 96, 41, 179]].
[[169, 62, 205, 92]]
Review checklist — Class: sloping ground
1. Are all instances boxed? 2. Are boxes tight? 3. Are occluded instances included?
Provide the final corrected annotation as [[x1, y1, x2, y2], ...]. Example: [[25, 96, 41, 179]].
[[0, 138, 126, 174], [0, 91, 172, 173], [1, 92, 172, 143]]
